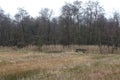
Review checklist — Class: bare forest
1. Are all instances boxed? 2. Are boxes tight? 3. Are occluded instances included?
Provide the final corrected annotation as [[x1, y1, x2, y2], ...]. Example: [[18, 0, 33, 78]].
[[0, 0, 120, 53]]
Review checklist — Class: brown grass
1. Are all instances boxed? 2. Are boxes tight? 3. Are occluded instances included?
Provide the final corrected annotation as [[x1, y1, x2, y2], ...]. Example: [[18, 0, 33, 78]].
[[0, 52, 90, 77], [0, 46, 119, 80]]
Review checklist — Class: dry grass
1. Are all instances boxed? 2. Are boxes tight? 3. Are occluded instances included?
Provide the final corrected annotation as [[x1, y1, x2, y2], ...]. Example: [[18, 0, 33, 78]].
[[0, 46, 119, 80], [0, 52, 90, 76], [41, 45, 120, 53]]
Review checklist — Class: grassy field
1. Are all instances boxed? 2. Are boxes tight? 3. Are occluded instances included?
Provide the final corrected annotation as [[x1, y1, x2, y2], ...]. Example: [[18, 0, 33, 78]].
[[0, 46, 120, 80]]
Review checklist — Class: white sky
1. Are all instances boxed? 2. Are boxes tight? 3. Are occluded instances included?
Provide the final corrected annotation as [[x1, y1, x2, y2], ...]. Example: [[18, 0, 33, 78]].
[[0, 0, 120, 17]]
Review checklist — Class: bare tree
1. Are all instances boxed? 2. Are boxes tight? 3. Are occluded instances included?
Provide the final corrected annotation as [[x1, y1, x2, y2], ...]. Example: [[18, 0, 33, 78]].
[[15, 8, 30, 47], [84, 0, 105, 53], [39, 8, 53, 44], [108, 12, 120, 53]]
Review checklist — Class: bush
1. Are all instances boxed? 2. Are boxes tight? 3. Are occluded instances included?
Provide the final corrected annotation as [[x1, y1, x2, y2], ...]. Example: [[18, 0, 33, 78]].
[[36, 37, 44, 51], [17, 42, 26, 48]]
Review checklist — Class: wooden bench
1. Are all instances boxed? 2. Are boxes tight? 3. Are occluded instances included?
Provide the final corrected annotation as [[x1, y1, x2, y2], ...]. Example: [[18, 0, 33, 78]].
[[75, 49, 87, 53]]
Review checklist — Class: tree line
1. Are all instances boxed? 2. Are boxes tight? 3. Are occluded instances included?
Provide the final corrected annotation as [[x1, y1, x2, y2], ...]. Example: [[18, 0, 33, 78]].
[[0, 0, 120, 52]]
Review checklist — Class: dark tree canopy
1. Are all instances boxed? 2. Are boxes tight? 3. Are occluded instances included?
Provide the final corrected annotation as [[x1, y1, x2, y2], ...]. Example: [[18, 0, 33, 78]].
[[0, 0, 120, 52]]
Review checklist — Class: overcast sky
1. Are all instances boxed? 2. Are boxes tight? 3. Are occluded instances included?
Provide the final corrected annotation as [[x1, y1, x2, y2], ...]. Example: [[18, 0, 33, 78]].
[[0, 0, 120, 17]]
